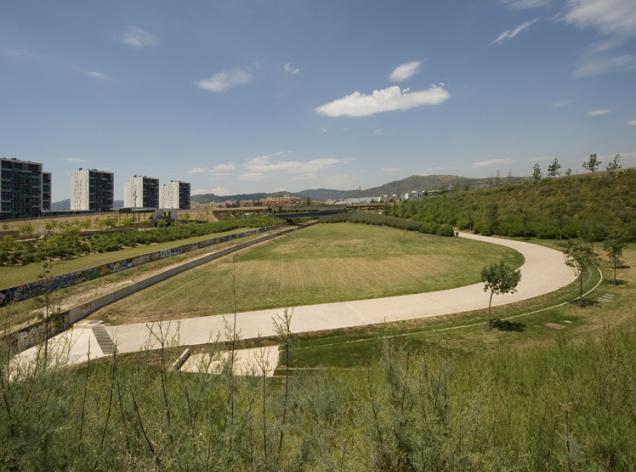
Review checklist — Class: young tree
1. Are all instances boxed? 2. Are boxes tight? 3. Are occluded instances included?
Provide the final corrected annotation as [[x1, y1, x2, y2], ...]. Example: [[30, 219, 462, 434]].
[[565, 242, 596, 304], [603, 233, 627, 284], [565, 168, 572, 176], [547, 158, 562, 177], [583, 153, 601, 172], [481, 261, 522, 315], [532, 163, 542, 181], [606, 154, 622, 171]]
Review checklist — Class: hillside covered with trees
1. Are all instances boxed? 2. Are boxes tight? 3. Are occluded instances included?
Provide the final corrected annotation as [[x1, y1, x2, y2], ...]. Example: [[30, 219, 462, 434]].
[[386, 169, 636, 241]]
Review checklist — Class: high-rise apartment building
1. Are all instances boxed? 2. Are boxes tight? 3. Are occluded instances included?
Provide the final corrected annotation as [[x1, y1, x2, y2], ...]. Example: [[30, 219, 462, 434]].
[[70, 168, 114, 212], [124, 175, 159, 209], [41, 172, 51, 211], [159, 180, 190, 209], [0, 157, 48, 219]]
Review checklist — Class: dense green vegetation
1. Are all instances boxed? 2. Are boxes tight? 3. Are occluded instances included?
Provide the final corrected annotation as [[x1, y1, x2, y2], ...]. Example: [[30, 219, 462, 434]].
[[0, 215, 282, 267], [3, 312, 635, 470], [321, 210, 455, 236], [386, 169, 636, 240]]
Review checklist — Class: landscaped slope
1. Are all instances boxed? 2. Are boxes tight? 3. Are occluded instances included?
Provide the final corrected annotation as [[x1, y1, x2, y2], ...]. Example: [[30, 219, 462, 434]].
[[387, 169, 636, 240]]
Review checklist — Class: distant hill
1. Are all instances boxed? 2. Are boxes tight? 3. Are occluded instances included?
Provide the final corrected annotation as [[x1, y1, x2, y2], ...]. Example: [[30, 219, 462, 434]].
[[51, 199, 123, 211], [190, 175, 526, 203], [296, 175, 526, 201]]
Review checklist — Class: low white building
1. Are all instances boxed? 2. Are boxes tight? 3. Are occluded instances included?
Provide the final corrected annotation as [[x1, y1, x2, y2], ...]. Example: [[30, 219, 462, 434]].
[[159, 180, 191, 209]]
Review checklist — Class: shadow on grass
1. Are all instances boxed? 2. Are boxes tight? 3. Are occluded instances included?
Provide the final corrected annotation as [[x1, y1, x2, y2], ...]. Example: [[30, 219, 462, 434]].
[[569, 298, 598, 308], [488, 318, 526, 332]]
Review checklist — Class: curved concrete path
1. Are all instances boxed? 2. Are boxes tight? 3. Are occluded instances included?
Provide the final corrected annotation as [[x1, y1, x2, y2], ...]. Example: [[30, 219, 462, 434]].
[[14, 232, 576, 367]]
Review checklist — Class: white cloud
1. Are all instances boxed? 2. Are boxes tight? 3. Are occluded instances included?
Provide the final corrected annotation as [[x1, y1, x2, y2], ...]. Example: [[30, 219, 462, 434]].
[[86, 71, 111, 81], [550, 99, 571, 108], [244, 153, 343, 175], [239, 172, 265, 182], [381, 167, 401, 172], [627, 119, 636, 126], [316, 84, 450, 118], [63, 158, 88, 163], [190, 163, 236, 176], [586, 109, 610, 116], [574, 54, 636, 77], [492, 18, 540, 45], [192, 186, 231, 196], [120, 27, 159, 49], [472, 158, 512, 168], [501, 0, 551, 9], [283, 63, 300, 75], [372, 128, 384, 135], [388, 61, 421, 82], [195, 67, 254, 93], [563, 0, 636, 38]]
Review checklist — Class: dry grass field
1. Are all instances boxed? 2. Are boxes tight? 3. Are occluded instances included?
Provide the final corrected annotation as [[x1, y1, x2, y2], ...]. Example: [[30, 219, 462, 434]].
[[95, 223, 522, 324]]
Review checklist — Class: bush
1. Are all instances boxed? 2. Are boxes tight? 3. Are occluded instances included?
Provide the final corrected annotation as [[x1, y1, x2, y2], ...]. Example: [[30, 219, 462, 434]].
[[0, 215, 283, 266], [321, 211, 455, 237]]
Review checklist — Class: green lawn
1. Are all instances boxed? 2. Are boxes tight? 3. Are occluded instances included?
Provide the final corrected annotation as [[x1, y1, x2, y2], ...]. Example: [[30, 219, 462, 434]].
[[0, 228, 250, 289], [285, 242, 634, 370], [95, 223, 523, 324]]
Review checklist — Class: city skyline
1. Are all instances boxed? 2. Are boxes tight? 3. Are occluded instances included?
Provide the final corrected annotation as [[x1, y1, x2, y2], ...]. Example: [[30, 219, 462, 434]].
[[1, 0, 635, 201]]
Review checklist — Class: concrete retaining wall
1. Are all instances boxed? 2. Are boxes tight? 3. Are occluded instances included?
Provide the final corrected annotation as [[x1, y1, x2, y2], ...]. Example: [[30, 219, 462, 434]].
[[6, 223, 312, 352], [0, 224, 285, 306]]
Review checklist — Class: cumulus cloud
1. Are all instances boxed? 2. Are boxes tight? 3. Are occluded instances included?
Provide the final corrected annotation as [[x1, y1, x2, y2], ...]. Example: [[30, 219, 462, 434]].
[[586, 109, 611, 116], [86, 71, 111, 81], [190, 163, 236, 176], [192, 186, 231, 196], [627, 119, 636, 126], [63, 157, 88, 163], [388, 61, 421, 82], [195, 67, 253, 92], [472, 158, 512, 168], [574, 54, 636, 77], [492, 18, 540, 45], [372, 128, 384, 135], [244, 153, 342, 175], [120, 27, 159, 49], [381, 167, 401, 172], [316, 84, 449, 118], [283, 63, 300, 75]]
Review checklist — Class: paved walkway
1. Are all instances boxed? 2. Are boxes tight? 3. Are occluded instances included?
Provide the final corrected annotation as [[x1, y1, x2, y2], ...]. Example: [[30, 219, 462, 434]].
[[14, 233, 576, 367]]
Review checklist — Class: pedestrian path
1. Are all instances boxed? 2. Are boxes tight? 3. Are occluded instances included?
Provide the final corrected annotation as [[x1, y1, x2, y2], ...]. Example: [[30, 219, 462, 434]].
[[14, 233, 577, 367]]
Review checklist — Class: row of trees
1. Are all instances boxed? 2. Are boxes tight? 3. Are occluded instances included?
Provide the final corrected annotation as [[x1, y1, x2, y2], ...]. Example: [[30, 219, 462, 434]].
[[532, 154, 622, 180], [321, 211, 455, 236], [0, 215, 282, 266], [386, 169, 636, 241]]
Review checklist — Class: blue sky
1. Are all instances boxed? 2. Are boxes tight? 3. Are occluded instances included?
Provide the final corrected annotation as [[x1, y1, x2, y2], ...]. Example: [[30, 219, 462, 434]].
[[1, 0, 635, 201]]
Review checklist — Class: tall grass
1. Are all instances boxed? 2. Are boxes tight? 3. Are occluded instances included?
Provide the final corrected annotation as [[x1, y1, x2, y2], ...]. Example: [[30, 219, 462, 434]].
[[2, 322, 635, 470]]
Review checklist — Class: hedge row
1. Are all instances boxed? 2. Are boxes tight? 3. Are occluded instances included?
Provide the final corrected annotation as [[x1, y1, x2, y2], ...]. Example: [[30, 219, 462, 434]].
[[0, 215, 282, 266], [320, 211, 455, 236]]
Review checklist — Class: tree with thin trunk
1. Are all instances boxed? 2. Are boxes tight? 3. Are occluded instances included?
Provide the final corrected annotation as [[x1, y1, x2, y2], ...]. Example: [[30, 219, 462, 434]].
[[547, 158, 562, 177], [481, 261, 521, 315], [583, 153, 601, 172], [565, 241, 596, 304], [606, 154, 622, 171], [603, 233, 627, 284], [532, 163, 542, 181]]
